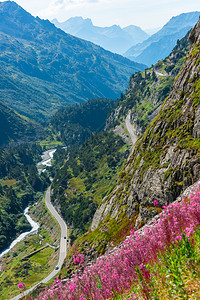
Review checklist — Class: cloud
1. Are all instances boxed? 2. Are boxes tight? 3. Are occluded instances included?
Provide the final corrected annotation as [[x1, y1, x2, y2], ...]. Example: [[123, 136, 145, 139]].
[[32, 0, 200, 28], [52, 0, 99, 6], [38, 0, 101, 21]]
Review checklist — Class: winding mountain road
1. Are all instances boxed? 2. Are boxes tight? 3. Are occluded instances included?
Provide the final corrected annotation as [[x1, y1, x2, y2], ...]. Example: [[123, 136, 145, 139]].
[[11, 187, 68, 300], [125, 112, 137, 145], [42, 187, 68, 283]]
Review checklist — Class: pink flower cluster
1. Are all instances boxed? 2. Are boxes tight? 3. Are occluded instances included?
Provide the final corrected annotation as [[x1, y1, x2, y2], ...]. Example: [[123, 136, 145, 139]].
[[18, 281, 26, 290], [153, 200, 158, 207], [73, 254, 84, 265], [35, 188, 200, 300]]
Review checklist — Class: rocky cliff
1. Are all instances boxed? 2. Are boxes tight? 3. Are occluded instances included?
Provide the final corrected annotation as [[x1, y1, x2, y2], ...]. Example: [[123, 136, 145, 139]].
[[106, 30, 191, 137], [91, 17, 200, 232]]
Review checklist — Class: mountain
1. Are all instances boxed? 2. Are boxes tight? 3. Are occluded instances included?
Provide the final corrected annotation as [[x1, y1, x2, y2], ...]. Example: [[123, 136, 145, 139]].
[[49, 18, 200, 275], [123, 25, 149, 44], [124, 11, 200, 66], [144, 27, 161, 35], [41, 28, 191, 271], [0, 100, 42, 146], [50, 98, 115, 146], [52, 17, 149, 55], [91, 17, 200, 238], [107, 30, 191, 137], [0, 1, 146, 122]]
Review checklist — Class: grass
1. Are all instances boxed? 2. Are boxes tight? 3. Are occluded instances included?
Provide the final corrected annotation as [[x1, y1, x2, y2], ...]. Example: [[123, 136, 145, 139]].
[[0, 236, 55, 299], [39, 134, 63, 150], [0, 198, 60, 299], [114, 230, 200, 299], [0, 179, 17, 187]]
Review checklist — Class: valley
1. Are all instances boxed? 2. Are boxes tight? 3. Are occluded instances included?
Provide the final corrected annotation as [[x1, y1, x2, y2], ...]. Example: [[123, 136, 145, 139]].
[[0, 1, 200, 299], [0, 206, 39, 260], [0, 1, 146, 122]]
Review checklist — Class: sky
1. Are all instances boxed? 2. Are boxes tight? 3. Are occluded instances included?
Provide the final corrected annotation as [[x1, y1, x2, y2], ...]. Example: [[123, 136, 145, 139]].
[[2, 0, 200, 29]]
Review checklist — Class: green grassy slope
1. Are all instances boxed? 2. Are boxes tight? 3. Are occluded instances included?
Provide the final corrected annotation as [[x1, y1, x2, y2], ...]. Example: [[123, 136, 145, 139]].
[[0, 100, 43, 146]]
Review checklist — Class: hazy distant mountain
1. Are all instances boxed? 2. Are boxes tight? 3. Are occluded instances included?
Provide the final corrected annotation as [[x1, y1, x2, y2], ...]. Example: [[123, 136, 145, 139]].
[[0, 1, 146, 122], [144, 27, 161, 35], [124, 12, 200, 66], [52, 17, 149, 54], [123, 25, 150, 44]]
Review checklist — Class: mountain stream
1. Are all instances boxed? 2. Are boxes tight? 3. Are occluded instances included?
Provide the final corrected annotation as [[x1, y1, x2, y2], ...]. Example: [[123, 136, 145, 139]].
[[0, 149, 56, 259]]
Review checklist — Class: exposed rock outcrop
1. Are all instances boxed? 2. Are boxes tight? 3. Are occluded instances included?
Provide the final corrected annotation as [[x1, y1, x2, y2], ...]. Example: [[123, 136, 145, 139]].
[[91, 17, 200, 232]]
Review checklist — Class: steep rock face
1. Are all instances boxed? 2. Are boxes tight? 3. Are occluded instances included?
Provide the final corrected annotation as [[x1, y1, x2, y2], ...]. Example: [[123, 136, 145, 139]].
[[91, 18, 200, 231], [105, 31, 191, 138]]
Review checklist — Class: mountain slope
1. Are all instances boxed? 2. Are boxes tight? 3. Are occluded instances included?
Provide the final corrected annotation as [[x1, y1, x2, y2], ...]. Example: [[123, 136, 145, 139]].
[[52, 17, 149, 55], [0, 143, 50, 253], [50, 98, 115, 146], [91, 17, 200, 235], [0, 100, 42, 146], [107, 30, 191, 137], [55, 18, 200, 272], [44, 28, 195, 272], [50, 130, 129, 243], [0, 1, 145, 122], [125, 12, 200, 66]]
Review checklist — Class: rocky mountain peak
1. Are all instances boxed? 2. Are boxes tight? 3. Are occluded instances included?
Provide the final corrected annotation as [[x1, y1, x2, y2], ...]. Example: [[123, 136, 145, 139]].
[[189, 16, 200, 44], [0, 1, 33, 21]]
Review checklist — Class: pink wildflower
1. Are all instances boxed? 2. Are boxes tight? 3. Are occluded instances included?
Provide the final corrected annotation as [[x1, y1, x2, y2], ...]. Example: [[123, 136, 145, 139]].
[[54, 278, 61, 285], [18, 281, 26, 290], [69, 284, 76, 292], [154, 200, 159, 206], [175, 236, 182, 241]]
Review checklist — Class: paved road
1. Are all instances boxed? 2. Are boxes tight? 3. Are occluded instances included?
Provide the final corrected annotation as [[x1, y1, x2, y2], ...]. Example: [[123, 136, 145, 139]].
[[125, 112, 137, 145], [42, 187, 68, 283], [11, 187, 68, 300], [155, 70, 165, 77]]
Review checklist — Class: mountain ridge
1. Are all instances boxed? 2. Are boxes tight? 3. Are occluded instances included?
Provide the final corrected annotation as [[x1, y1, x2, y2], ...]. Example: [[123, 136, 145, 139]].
[[52, 16, 149, 55], [125, 11, 200, 66], [0, 1, 146, 122], [106, 29, 191, 138]]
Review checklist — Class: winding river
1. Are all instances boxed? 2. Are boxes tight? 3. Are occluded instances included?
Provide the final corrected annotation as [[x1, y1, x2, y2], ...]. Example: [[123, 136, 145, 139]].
[[0, 207, 40, 259], [0, 149, 56, 259], [37, 149, 56, 174]]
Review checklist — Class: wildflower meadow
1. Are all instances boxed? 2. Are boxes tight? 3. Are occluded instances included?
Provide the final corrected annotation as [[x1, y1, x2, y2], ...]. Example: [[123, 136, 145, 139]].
[[26, 188, 200, 299]]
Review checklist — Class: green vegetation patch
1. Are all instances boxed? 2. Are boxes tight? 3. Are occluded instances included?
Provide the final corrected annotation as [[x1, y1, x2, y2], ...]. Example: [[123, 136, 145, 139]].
[[0, 143, 50, 252], [50, 98, 115, 146], [51, 131, 130, 243], [0, 197, 60, 299], [61, 211, 138, 278], [115, 228, 200, 300]]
